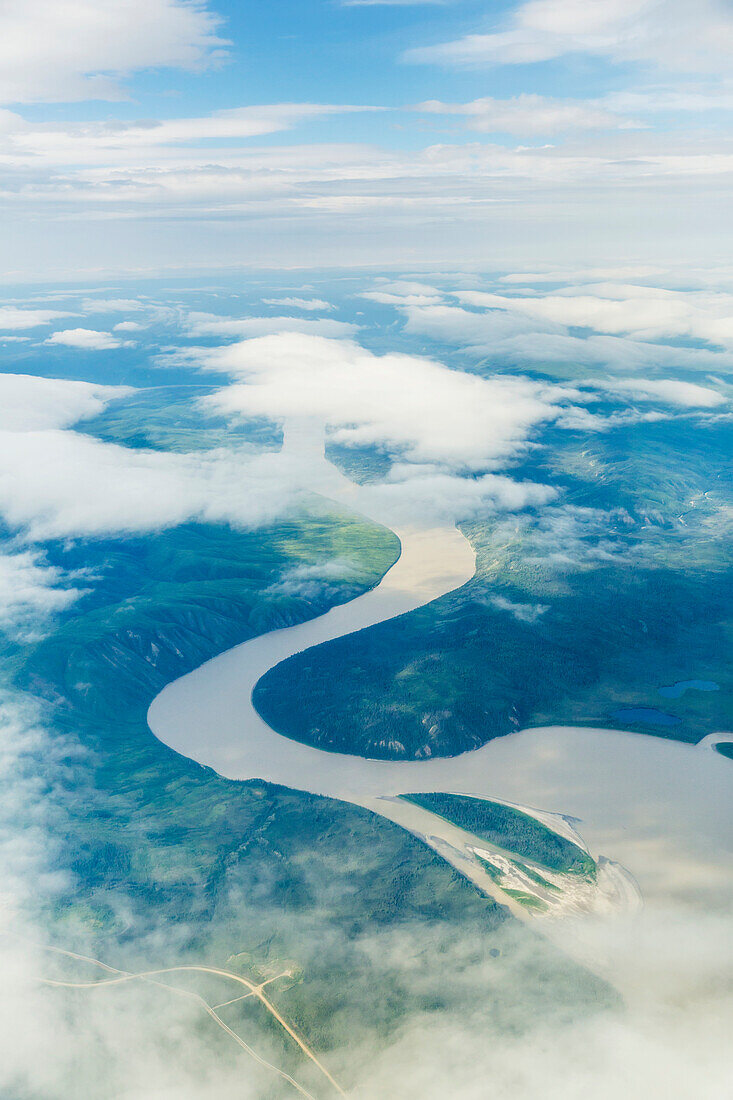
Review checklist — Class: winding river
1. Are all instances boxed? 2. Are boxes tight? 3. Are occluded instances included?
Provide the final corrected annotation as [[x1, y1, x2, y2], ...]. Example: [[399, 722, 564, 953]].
[[148, 420, 733, 994]]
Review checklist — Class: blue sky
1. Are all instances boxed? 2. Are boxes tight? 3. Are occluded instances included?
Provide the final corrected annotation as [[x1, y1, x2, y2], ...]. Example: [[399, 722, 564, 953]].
[[2, 0, 733, 278]]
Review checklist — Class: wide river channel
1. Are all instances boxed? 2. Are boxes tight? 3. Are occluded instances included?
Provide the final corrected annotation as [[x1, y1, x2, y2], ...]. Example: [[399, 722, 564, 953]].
[[148, 421, 733, 996]]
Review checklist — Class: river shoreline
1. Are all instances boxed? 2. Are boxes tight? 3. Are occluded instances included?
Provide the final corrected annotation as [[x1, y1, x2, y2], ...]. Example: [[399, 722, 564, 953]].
[[147, 420, 733, 996]]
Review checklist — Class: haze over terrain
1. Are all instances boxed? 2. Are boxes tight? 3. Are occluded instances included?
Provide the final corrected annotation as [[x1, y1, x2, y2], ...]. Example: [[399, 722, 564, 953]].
[[0, 2, 731, 1099]]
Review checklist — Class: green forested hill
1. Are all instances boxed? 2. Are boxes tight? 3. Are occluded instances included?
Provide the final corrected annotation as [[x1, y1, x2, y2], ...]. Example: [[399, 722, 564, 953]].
[[254, 418, 733, 760], [6, 509, 612, 1090]]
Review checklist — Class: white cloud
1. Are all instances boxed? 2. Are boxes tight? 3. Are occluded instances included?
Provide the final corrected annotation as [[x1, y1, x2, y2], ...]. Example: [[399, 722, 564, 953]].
[[603, 87, 733, 115], [496, 331, 733, 372], [0, 550, 84, 641], [45, 329, 124, 350], [3, 120, 733, 279], [79, 298, 147, 313], [405, 0, 733, 76], [399, 300, 733, 374], [0, 373, 129, 431], [3, 119, 728, 217], [455, 286, 733, 347], [357, 921, 733, 1100], [0, 371, 299, 541], [370, 280, 444, 296], [0, 429, 294, 541], [0, 0, 227, 104], [201, 332, 582, 471], [402, 303, 555, 344], [0, 307, 71, 331], [359, 466, 557, 523], [595, 378, 726, 407], [363, 291, 446, 306], [360, 280, 445, 306], [344, 0, 447, 5], [186, 314, 360, 339], [498, 266, 668, 284], [3, 104, 374, 167], [0, 335, 572, 540], [0, 687, 320, 1100], [488, 594, 549, 622], [261, 297, 334, 311], [512, 504, 640, 566], [417, 95, 639, 135], [267, 557, 367, 599], [361, 293, 442, 309]]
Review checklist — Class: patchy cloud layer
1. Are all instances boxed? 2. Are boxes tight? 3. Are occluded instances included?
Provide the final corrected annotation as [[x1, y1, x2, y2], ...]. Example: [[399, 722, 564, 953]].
[[0, 371, 292, 541], [0, 431, 297, 541], [0, 550, 85, 640], [405, 0, 733, 75], [187, 314, 359, 339], [0, 307, 72, 331], [45, 328, 125, 350], [455, 285, 733, 346], [1, 0, 733, 274], [594, 378, 725, 408], [202, 332, 583, 470], [379, 278, 733, 376], [0, 281, 731, 1100], [0, 0, 227, 104], [0, 373, 130, 431]]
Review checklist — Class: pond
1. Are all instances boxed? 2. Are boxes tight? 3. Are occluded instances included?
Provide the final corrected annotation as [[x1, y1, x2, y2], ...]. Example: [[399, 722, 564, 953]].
[[611, 707, 681, 727], [658, 679, 720, 699]]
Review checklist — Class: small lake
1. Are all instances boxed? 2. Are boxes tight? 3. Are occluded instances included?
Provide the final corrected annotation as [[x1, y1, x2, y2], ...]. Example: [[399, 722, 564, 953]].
[[658, 679, 720, 699], [611, 708, 681, 727]]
